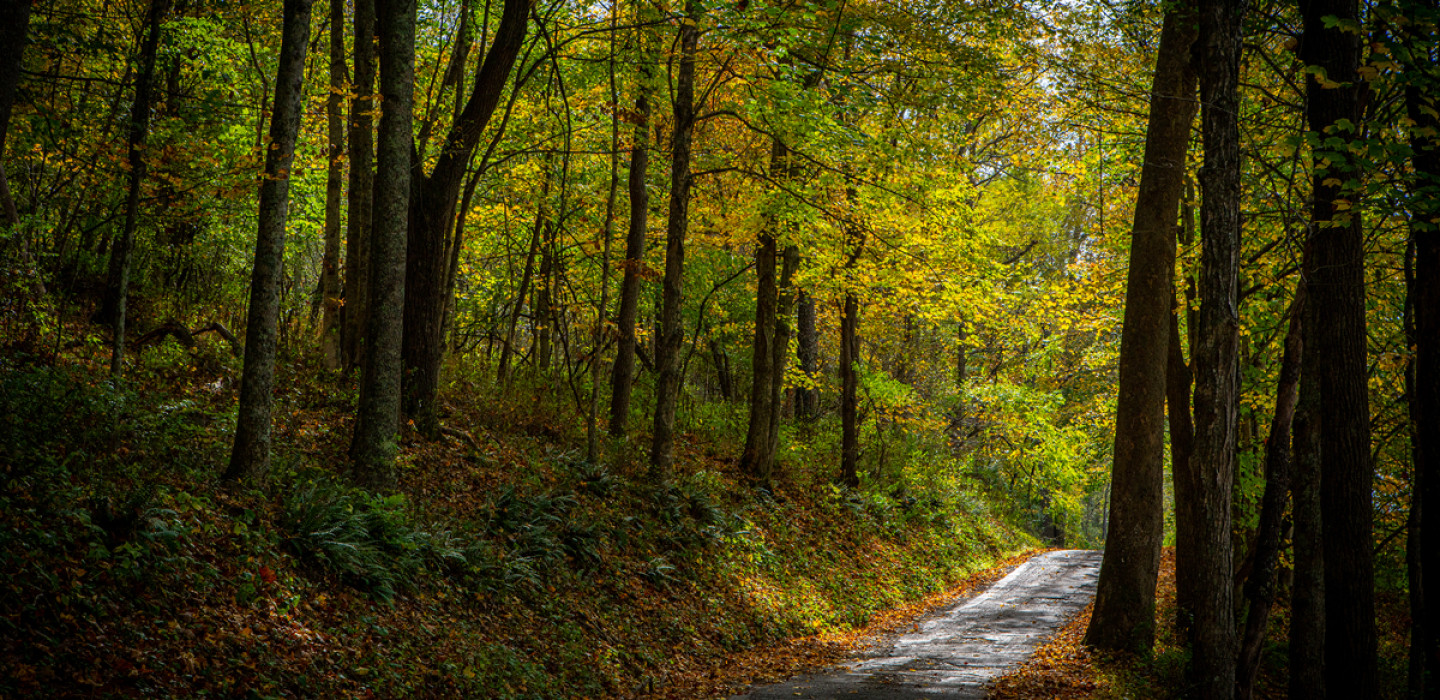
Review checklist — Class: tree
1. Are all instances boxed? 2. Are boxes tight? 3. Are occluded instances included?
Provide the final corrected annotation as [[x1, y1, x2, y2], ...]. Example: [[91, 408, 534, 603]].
[[1186, 0, 1247, 690], [341, 0, 376, 372], [650, 0, 701, 480], [1302, 0, 1378, 690], [1085, 1, 1197, 654], [316, 0, 346, 371], [401, 0, 529, 438], [608, 58, 652, 438], [99, 0, 172, 377], [352, 0, 415, 488], [225, 0, 315, 483], [0, 0, 40, 294]]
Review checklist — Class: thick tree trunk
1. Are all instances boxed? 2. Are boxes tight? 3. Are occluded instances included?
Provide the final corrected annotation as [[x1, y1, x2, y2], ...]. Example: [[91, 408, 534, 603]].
[[1085, 2, 1197, 654], [351, 0, 414, 489], [401, 0, 528, 438], [1404, 18, 1440, 695], [1303, 0, 1377, 692], [796, 289, 818, 419], [101, 0, 171, 376], [1187, 0, 1246, 691], [648, 0, 700, 481], [839, 292, 860, 487], [1236, 285, 1304, 700], [225, 0, 314, 483], [318, 0, 346, 370], [1290, 267, 1326, 699], [341, 0, 375, 372], [608, 74, 651, 437]]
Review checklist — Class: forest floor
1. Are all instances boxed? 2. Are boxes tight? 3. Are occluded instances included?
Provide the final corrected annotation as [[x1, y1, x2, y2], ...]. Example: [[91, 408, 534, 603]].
[[0, 330, 1039, 698], [733, 549, 1101, 699]]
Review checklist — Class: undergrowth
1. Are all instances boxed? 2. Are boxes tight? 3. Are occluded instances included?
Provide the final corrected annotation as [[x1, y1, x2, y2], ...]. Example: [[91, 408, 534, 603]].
[[0, 344, 1034, 698]]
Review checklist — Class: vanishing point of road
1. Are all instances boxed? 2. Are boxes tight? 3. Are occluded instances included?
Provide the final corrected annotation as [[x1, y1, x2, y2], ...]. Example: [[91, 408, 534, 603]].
[[732, 549, 1104, 699]]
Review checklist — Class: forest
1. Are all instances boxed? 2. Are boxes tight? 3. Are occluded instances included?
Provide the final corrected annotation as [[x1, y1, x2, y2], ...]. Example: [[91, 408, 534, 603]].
[[0, 0, 1435, 695]]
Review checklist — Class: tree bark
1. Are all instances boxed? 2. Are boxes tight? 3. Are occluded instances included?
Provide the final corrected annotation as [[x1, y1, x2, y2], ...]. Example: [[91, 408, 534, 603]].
[[766, 244, 798, 475], [1188, 0, 1246, 691], [1167, 291, 1197, 632], [341, 0, 375, 372], [1303, 0, 1377, 691], [1085, 2, 1197, 654], [648, 0, 700, 481], [839, 291, 860, 487], [609, 74, 651, 437], [318, 0, 346, 371], [1290, 265, 1326, 700], [740, 228, 778, 478], [401, 0, 528, 438], [1236, 285, 1304, 700], [796, 289, 818, 419], [587, 2, 622, 463], [225, 0, 313, 483], [101, 0, 171, 376], [498, 172, 548, 385], [351, 0, 414, 489]]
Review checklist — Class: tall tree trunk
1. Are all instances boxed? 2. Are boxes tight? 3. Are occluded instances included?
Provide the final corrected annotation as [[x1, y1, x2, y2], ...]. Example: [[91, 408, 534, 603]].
[[351, 0, 414, 489], [341, 0, 375, 372], [766, 244, 798, 474], [740, 229, 778, 478], [1404, 15, 1440, 694], [1086, 2, 1197, 654], [0, 0, 43, 297], [1303, 0, 1377, 691], [225, 0, 314, 483], [839, 291, 860, 487], [401, 0, 528, 438], [795, 289, 818, 419], [534, 237, 554, 372], [101, 0, 171, 376], [609, 72, 651, 437], [1290, 264, 1326, 699], [1168, 289, 1198, 632], [1188, 0, 1246, 691], [318, 0, 346, 370], [648, 0, 700, 481], [1236, 285, 1304, 700]]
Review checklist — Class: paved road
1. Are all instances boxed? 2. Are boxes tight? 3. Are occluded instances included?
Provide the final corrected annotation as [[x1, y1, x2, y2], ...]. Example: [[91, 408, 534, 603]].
[[730, 549, 1103, 699]]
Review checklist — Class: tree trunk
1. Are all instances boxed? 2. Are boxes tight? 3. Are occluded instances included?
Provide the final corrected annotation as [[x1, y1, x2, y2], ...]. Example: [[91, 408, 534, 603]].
[[498, 175, 548, 385], [609, 71, 651, 437], [796, 289, 818, 419], [587, 2, 622, 463], [351, 0, 414, 489], [401, 0, 528, 438], [1085, 2, 1197, 654], [648, 0, 700, 481], [740, 229, 778, 478], [766, 244, 798, 475], [1404, 15, 1440, 694], [1303, 0, 1377, 691], [1167, 291, 1197, 633], [0, 0, 43, 296], [225, 0, 314, 483], [1236, 285, 1304, 700], [1188, 0, 1246, 690], [318, 0, 346, 371], [1290, 265, 1326, 699], [839, 291, 860, 487], [101, 0, 171, 376], [534, 237, 554, 372], [341, 0, 375, 372]]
